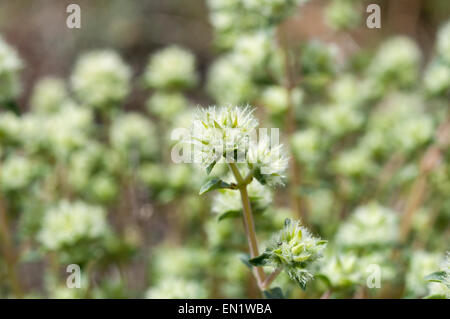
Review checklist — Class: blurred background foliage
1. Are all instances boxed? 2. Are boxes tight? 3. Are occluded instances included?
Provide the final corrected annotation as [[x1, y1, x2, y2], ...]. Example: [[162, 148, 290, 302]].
[[0, 0, 449, 298]]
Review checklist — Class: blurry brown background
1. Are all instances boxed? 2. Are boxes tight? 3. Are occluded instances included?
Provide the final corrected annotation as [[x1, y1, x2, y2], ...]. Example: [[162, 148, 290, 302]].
[[0, 0, 449, 113]]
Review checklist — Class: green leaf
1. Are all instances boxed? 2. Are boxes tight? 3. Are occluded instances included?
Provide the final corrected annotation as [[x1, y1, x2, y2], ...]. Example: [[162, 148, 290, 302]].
[[314, 273, 332, 287], [1, 100, 20, 115], [263, 287, 284, 299], [239, 253, 252, 269], [199, 179, 231, 195], [253, 168, 268, 185], [249, 252, 271, 267], [206, 161, 216, 175], [425, 271, 447, 283], [424, 294, 447, 299], [217, 210, 241, 222]]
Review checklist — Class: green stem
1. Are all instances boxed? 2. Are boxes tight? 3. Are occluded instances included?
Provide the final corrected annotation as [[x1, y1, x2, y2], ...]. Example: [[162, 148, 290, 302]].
[[228, 162, 266, 291], [261, 267, 282, 290]]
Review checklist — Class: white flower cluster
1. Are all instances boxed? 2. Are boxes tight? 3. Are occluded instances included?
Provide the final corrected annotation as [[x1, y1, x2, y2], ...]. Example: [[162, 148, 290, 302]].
[[246, 137, 288, 187], [71, 50, 131, 108], [110, 113, 157, 160], [0, 36, 23, 102], [143, 45, 198, 91], [335, 202, 399, 248], [405, 251, 441, 297], [30, 77, 68, 113], [207, 0, 308, 47], [146, 92, 187, 122], [0, 155, 36, 192], [207, 54, 257, 105], [367, 37, 421, 89], [254, 219, 326, 288], [39, 200, 108, 250], [145, 277, 208, 299], [325, 0, 361, 31], [188, 105, 258, 167], [424, 20, 450, 96]]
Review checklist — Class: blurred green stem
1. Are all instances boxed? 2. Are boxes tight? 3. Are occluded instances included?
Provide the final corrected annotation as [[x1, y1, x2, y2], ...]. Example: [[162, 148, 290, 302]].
[[0, 194, 24, 298], [228, 162, 266, 291]]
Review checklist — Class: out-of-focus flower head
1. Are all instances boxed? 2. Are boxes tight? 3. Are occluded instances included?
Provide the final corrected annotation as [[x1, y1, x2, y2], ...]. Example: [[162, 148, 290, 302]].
[[424, 61, 450, 96], [207, 0, 309, 47], [207, 55, 257, 105], [291, 128, 322, 164], [145, 277, 208, 299], [260, 85, 303, 115], [0, 155, 37, 192], [143, 45, 198, 91], [30, 77, 68, 113], [437, 20, 450, 64], [405, 251, 441, 297], [146, 92, 187, 122], [110, 112, 157, 161], [367, 37, 421, 89], [0, 36, 23, 102], [251, 218, 326, 288], [325, 0, 361, 31], [71, 50, 131, 108], [39, 200, 108, 251], [332, 147, 376, 178], [335, 202, 399, 248], [320, 251, 362, 288]]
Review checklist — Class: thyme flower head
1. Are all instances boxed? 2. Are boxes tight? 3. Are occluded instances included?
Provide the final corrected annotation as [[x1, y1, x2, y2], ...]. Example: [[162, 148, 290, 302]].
[[247, 138, 288, 187], [143, 45, 198, 90], [437, 21, 450, 64], [70, 50, 131, 108], [0, 36, 23, 102], [336, 202, 399, 248], [251, 219, 327, 288], [427, 252, 450, 299], [188, 105, 258, 167]]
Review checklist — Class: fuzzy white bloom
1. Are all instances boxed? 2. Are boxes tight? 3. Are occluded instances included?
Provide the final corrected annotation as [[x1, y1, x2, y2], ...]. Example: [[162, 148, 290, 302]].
[[143, 45, 198, 90], [437, 20, 450, 64], [253, 219, 326, 288], [325, 0, 360, 31], [44, 103, 94, 158], [368, 37, 421, 87], [333, 147, 376, 177], [405, 251, 441, 297], [71, 50, 131, 108], [247, 137, 288, 187], [260, 86, 303, 115], [30, 77, 68, 113], [336, 202, 399, 248], [188, 105, 258, 168], [212, 179, 272, 215], [424, 61, 450, 96], [0, 36, 23, 102], [145, 277, 208, 299], [146, 92, 187, 121], [0, 155, 36, 191], [110, 113, 157, 159], [231, 32, 273, 73], [313, 104, 363, 137], [291, 128, 322, 164], [39, 201, 107, 250], [0, 111, 21, 141], [320, 251, 362, 288], [207, 55, 256, 105]]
